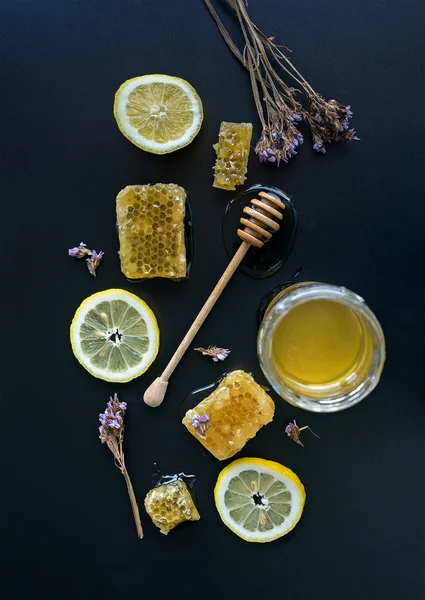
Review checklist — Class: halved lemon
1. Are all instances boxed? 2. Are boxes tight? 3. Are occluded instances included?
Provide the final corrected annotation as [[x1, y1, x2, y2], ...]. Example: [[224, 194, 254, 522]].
[[70, 289, 159, 383], [114, 74, 203, 154], [214, 457, 305, 543]]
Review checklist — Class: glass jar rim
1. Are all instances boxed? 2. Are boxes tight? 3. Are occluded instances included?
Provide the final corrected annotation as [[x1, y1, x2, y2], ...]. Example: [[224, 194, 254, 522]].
[[257, 282, 386, 413]]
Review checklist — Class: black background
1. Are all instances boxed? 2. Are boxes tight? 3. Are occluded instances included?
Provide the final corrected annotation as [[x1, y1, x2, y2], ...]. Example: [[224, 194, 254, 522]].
[[1, 1, 424, 598]]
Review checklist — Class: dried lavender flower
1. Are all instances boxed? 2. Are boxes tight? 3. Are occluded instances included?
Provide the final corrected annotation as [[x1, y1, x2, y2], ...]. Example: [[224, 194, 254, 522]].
[[68, 242, 92, 258], [99, 393, 127, 443], [189, 412, 211, 439], [308, 96, 359, 154], [69, 242, 104, 276], [87, 250, 104, 277], [98, 394, 143, 539], [285, 419, 320, 447], [194, 346, 231, 362], [313, 141, 326, 154]]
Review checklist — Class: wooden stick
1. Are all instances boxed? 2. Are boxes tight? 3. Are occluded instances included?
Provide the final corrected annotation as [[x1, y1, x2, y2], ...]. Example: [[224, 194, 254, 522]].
[[143, 242, 249, 407]]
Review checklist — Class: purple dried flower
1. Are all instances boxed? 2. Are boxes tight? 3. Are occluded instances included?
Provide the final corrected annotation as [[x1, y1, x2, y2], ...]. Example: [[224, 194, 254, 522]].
[[266, 148, 276, 163], [285, 419, 319, 447], [99, 393, 127, 443], [285, 420, 304, 446], [189, 412, 211, 439], [313, 141, 326, 154], [213, 348, 231, 362], [69, 242, 104, 276], [86, 250, 104, 277], [285, 422, 297, 435], [308, 96, 358, 149], [257, 147, 276, 163], [194, 346, 231, 362], [257, 149, 269, 163], [291, 113, 302, 122], [271, 131, 284, 148], [68, 242, 91, 258]]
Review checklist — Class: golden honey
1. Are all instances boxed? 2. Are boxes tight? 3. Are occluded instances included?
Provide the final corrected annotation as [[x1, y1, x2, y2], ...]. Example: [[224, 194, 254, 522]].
[[182, 370, 275, 460], [258, 283, 386, 412], [144, 480, 200, 535], [272, 299, 373, 387], [213, 122, 253, 190], [116, 184, 186, 280]]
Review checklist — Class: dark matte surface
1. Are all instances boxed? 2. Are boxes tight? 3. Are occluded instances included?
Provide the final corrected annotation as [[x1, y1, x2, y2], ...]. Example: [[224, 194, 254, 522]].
[[1, 1, 424, 598]]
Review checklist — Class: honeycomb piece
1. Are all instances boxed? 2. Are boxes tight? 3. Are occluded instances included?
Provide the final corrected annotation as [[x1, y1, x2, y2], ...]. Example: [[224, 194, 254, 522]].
[[144, 480, 200, 535], [116, 184, 187, 280], [213, 122, 253, 190], [182, 370, 275, 460]]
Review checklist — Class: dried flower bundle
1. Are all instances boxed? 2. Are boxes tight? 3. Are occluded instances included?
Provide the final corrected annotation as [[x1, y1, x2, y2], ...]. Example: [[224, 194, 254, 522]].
[[205, 0, 359, 164], [99, 394, 144, 538], [194, 346, 231, 362], [68, 242, 104, 277]]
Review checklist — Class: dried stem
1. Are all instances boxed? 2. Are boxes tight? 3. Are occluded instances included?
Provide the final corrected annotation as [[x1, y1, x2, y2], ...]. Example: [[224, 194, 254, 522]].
[[121, 463, 144, 539], [234, 1, 266, 127], [204, 0, 358, 163], [117, 438, 143, 539], [100, 398, 144, 540]]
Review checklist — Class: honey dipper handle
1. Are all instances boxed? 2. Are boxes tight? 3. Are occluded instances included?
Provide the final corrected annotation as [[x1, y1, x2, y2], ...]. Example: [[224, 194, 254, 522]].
[[143, 242, 250, 407]]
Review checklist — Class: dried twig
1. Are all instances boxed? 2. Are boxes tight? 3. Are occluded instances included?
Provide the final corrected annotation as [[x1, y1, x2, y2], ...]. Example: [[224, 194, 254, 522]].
[[204, 0, 358, 164], [99, 394, 144, 538]]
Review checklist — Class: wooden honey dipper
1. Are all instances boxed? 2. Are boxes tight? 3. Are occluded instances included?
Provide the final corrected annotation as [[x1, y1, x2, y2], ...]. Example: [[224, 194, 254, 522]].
[[144, 191, 285, 407]]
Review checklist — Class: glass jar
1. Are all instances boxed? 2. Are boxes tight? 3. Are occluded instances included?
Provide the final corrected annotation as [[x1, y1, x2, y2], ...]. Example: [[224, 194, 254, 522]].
[[257, 282, 386, 412]]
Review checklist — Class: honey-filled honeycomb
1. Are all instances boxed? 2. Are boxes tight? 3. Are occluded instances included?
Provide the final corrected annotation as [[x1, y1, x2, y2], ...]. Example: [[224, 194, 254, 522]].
[[144, 480, 200, 535], [182, 370, 275, 460], [213, 122, 253, 191], [116, 184, 187, 280]]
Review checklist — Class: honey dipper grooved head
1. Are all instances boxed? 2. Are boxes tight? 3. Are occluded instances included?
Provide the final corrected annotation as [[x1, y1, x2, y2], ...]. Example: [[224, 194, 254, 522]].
[[237, 191, 285, 248]]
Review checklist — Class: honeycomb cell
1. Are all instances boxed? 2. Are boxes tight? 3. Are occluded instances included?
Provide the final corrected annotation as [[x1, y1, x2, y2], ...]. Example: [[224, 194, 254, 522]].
[[144, 479, 200, 535], [116, 183, 187, 280], [182, 370, 275, 460]]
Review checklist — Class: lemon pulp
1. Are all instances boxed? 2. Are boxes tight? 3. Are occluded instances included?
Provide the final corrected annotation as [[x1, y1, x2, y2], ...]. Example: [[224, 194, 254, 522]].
[[70, 289, 159, 383], [114, 74, 203, 154], [214, 458, 305, 543]]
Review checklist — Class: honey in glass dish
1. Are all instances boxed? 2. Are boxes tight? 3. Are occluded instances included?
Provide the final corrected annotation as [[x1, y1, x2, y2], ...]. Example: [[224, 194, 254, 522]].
[[257, 283, 385, 412]]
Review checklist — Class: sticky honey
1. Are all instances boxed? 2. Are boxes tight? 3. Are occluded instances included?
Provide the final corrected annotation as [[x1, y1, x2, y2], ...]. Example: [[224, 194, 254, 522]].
[[271, 299, 373, 388], [258, 283, 385, 412]]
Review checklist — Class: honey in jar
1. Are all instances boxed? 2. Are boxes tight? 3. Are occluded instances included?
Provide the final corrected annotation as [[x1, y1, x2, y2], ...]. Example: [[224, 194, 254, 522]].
[[258, 283, 385, 412]]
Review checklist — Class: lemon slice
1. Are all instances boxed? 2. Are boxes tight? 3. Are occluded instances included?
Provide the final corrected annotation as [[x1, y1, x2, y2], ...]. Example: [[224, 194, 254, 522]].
[[214, 457, 305, 543], [114, 74, 203, 154], [70, 289, 159, 383]]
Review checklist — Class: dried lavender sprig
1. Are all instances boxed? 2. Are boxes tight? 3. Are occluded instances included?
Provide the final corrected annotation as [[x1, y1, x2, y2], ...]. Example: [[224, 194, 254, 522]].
[[99, 394, 143, 539], [69, 242, 104, 276], [87, 250, 104, 277], [285, 419, 320, 447], [194, 346, 231, 362], [68, 242, 91, 259]]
